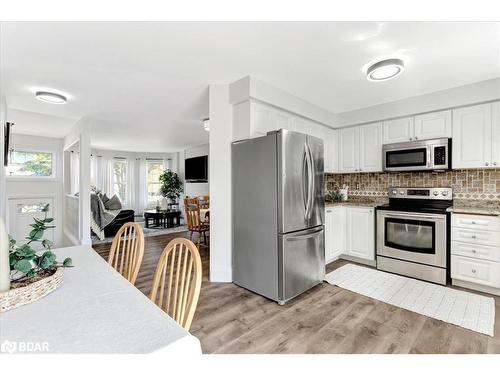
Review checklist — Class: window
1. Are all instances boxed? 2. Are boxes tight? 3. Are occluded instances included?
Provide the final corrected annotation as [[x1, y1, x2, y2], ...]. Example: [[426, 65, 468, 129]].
[[147, 161, 164, 206], [7, 150, 54, 177], [112, 159, 128, 204]]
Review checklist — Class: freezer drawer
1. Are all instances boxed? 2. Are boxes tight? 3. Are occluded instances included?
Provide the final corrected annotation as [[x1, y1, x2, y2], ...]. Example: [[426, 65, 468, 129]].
[[279, 226, 325, 303]]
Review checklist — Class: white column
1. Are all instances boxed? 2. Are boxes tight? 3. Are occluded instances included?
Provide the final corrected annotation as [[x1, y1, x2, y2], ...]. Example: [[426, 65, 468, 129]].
[[209, 84, 233, 282]]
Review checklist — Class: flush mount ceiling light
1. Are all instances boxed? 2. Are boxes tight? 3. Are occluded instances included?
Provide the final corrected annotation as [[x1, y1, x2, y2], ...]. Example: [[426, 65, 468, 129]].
[[202, 118, 210, 131], [35, 91, 67, 104], [366, 58, 405, 82]]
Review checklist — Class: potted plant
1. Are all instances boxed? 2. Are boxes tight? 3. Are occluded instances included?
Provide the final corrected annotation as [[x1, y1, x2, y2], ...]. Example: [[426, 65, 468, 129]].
[[0, 204, 73, 312], [159, 170, 183, 211]]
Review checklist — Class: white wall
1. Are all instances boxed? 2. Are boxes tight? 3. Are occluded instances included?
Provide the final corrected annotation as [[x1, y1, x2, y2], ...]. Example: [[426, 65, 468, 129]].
[[334, 78, 500, 127], [5, 134, 64, 247], [63, 118, 91, 246], [209, 85, 232, 282]]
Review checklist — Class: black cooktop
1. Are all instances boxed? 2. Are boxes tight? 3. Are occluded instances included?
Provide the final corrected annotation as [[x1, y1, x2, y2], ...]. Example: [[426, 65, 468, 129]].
[[376, 198, 453, 214]]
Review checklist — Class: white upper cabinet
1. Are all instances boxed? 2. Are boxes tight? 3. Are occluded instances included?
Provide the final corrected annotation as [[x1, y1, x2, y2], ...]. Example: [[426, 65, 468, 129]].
[[339, 122, 382, 173], [414, 110, 452, 140], [359, 122, 383, 172], [320, 127, 338, 173], [339, 127, 359, 173], [452, 103, 492, 169], [345, 207, 375, 261], [383, 117, 414, 144], [492, 101, 500, 167]]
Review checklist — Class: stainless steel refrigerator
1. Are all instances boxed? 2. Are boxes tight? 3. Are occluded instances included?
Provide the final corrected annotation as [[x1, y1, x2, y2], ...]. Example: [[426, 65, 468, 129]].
[[232, 129, 325, 305]]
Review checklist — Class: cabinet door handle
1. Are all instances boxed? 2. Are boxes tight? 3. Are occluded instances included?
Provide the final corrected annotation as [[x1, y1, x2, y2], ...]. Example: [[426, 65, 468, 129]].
[[494, 162, 498, 166], [485, 162, 489, 166], [409, 137, 413, 141], [471, 249, 477, 254], [414, 136, 418, 140], [472, 269, 477, 274]]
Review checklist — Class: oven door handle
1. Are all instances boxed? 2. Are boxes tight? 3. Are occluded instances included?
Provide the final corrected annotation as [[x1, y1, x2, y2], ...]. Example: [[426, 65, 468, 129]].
[[379, 212, 446, 220]]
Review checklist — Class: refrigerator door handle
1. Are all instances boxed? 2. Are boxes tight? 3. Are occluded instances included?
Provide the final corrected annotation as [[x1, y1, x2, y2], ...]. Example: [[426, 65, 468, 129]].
[[305, 142, 314, 220], [301, 144, 308, 216], [285, 226, 323, 241]]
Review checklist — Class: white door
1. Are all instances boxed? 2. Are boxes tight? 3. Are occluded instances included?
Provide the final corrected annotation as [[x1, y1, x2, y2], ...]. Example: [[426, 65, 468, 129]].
[[339, 127, 359, 172], [383, 117, 415, 144], [414, 110, 452, 140], [359, 122, 383, 172], [345, 207, 375, 261], [325, 206, 345, 263], [8, 197, 55, 250], [452, 103, 492, 169], [491, 101, 500, 168]]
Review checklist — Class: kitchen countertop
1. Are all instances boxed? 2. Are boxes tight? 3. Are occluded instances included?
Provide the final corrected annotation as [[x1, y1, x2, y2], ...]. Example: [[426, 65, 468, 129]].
[[325, 197, 388, 209], [446, 199, 500, 216]]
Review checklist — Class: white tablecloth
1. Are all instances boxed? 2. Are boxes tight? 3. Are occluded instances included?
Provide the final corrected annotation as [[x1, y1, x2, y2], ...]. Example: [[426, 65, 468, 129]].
[[0, 245, 202, 354]]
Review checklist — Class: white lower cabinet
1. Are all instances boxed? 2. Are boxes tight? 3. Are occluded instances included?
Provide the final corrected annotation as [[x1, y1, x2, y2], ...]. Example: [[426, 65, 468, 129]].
[[345, 207, 375, 261], [451, 213, 500, 294], [325, 206, 345, 263], [324, 206, 375, 264]]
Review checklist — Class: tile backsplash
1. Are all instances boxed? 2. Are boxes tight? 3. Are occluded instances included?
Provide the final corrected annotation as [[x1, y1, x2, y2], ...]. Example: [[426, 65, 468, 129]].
[[325, 169, 500, 200]]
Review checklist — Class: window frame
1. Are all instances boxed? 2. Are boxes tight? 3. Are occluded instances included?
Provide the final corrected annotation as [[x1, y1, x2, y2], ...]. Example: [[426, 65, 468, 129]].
[[146, 160, 165, 208], [6, 148, 57, 181], [112, 158, 129, 206]]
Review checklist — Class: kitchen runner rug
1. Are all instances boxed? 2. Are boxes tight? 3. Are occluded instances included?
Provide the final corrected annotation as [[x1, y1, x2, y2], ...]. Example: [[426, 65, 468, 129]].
[[324, 264, 495, 336]]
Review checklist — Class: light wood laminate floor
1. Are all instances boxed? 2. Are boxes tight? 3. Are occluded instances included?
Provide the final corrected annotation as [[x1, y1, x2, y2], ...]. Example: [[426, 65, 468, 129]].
[[93, 232, 500, 354]]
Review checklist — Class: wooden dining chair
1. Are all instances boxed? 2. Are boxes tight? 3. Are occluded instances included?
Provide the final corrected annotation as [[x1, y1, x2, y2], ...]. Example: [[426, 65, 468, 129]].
[[184, 202, 209, 249], [108, 222, 145, 285], [150, 238, 202, 331]]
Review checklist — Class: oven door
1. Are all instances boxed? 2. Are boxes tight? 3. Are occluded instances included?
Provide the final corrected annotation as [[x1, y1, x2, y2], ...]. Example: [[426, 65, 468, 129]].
[[377, 210, 447, 267], [383, 146, 430, 172]]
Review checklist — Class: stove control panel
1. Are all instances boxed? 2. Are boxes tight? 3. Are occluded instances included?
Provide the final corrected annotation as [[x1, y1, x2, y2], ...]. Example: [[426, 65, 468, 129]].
[[388, 187, 453, 200]]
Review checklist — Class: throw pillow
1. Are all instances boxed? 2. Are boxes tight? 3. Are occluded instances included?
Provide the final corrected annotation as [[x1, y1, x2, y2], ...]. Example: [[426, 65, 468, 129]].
[[104, 195, 122, 210], [99, 193, 110, 204]]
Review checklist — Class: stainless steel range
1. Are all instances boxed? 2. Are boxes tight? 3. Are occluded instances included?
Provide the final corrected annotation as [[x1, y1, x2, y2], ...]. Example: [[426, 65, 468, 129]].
[[376, 187, 453, 285]]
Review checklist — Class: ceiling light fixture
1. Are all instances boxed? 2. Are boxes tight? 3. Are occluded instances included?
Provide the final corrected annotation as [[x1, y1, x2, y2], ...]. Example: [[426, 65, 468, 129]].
[[35, 91, 67, 104], [366, 58, 405, 82], [202, 118, 210, 131]]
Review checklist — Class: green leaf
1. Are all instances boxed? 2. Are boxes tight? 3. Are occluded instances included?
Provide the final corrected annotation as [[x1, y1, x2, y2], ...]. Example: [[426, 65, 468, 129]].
[[63, 258, 73, 267], [44, 218, 54, 223], [14, 259, 32, 274], [41, 204, 50, 212]]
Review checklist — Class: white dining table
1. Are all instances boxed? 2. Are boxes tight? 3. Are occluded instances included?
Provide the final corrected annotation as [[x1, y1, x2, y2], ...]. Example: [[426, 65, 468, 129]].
[[0, 245, 202, 354]]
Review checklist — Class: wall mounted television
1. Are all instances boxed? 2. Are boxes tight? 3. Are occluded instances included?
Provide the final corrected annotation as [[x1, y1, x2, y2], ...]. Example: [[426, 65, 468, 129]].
[[185, 155, 208, 183]]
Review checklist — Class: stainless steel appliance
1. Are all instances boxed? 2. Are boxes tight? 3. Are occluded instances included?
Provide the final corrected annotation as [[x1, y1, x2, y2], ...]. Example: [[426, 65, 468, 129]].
[[376, 187, 453, 285], [232, 129, 325, 305], [382, 138, 451, 172]]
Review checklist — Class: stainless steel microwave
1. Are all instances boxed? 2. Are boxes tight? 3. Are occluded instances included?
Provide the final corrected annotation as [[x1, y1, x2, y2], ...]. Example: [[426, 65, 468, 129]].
[[382, 138, 451, 172]]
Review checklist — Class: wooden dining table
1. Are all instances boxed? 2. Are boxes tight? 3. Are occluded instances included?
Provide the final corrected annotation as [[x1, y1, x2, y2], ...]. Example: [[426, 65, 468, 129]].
[[0, 245, 202, 354]]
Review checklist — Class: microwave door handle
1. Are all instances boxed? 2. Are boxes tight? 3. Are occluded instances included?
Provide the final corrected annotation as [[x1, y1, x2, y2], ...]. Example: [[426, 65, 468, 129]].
[[427, 147, 431, 168]]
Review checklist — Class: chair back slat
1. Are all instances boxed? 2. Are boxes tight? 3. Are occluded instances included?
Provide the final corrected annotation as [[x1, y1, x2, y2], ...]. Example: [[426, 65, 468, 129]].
[[108, 222, 145, 285], [150, 238, 202, 331]]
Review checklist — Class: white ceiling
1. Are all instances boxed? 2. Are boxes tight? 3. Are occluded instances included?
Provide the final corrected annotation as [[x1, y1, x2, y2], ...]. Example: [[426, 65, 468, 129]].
[[2, 22, 499, 152]]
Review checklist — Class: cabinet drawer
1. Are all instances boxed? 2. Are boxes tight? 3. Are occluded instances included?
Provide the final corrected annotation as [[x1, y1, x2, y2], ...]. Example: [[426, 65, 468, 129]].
[[452, 213, 499, 232], [451, 227, 500, 247], [451, 241, 500, 262], [451, 255, 500, 288]]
